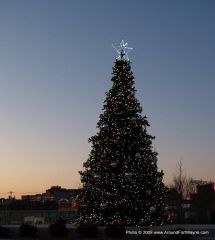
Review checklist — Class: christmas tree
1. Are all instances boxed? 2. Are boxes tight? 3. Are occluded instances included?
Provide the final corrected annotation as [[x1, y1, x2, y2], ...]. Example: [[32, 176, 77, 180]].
[[77, 40, 168, 226]]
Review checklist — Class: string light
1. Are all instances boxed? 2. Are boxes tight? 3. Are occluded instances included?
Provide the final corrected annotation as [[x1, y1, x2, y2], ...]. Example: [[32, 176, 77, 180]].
[[112, 40, 133, 61]]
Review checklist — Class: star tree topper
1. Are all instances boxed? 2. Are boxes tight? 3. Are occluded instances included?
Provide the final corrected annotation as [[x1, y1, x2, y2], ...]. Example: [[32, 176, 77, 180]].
[[112, 40, 133, 61]]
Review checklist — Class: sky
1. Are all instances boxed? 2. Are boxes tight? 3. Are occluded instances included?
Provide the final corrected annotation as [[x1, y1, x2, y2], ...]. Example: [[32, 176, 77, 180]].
[[0, 0, 214, 198]]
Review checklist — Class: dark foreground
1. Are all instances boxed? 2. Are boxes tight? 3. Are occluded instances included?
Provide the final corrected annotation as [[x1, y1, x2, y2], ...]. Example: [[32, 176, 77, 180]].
[[1, 224, 215, 239]]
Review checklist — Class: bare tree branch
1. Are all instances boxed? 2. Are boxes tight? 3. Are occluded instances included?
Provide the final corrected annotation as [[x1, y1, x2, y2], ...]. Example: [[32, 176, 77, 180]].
[[172, 161, 194, 200]]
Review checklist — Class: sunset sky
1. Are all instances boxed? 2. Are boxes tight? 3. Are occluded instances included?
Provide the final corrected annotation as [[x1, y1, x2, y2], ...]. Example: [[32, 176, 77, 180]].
[[0, 0, 215, 198]]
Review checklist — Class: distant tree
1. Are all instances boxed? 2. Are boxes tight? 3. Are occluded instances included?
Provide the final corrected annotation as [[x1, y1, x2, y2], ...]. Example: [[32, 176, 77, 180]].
[[183, 177, 196, 200], [171, 161, 194, 200]]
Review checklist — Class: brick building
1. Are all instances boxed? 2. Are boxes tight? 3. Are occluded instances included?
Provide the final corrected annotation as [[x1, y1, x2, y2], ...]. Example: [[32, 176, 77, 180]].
[[191, 182, 215, 223]]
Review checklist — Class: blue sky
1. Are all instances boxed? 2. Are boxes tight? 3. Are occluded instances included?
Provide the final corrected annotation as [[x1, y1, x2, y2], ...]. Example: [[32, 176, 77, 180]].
[[0, 0, 214, 198]]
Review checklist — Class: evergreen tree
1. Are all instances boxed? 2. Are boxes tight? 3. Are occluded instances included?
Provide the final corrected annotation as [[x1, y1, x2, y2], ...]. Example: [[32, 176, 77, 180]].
[[77, 41, 168, 226]]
